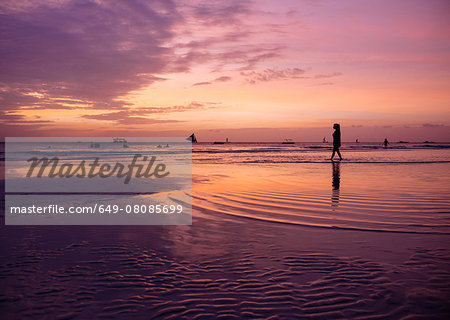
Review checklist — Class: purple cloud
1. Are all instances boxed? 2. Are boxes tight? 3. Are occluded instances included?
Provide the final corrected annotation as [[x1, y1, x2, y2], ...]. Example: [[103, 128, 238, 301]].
[[82, 111, 180, 125], [189, 1, 251, 26], [0, 0, 180, 119], [80, 102, 214, 124], [193, 75, 231, 86], [241, 68, 306, 84], [193, 81, 212, 86], [314, 72, 342, 79], [214, 76, 232, 82]]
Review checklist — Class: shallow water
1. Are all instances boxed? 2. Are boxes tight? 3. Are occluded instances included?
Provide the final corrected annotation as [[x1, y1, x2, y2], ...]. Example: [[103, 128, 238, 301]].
[[1, 144, 449, 319], [193, 142, 450, 164], [193, 162, 450, 234]]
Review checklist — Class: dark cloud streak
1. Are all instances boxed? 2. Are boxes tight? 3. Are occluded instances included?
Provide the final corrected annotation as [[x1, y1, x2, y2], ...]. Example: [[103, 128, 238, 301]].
[[193, 76, 231, 86], [80, 102, 214, 124], [241, 68, 306, 84]]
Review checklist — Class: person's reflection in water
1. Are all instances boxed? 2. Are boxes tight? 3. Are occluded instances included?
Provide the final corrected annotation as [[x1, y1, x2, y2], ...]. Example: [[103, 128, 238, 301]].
[[331, 161, 340, 208]]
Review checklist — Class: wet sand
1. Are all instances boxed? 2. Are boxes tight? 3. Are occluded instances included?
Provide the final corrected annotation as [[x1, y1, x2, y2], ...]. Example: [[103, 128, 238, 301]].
[[1, 162, 449, 319]]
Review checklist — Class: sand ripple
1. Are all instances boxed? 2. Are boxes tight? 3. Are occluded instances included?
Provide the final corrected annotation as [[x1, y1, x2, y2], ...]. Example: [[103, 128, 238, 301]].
[[194, 190, 450, 234], [0, 226, 449, 319]]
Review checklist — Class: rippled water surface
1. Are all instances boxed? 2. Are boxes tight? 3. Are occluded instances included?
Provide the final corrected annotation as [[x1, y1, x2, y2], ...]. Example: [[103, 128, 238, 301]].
[[193, 162, 450, 234]]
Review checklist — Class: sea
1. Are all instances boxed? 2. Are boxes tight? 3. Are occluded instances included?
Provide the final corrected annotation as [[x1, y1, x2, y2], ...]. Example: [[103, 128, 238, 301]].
[[192, 141, 450, 164], [0, 140, 450, 319]]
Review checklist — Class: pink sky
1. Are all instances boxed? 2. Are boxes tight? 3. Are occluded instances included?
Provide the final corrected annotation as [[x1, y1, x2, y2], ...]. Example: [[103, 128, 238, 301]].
[[1, 0, 449, 141]]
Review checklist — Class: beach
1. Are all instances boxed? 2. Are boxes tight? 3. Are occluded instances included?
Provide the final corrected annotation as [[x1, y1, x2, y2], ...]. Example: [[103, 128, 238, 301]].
[[1, 143, 450, 319], [2, 0, 449, 318]]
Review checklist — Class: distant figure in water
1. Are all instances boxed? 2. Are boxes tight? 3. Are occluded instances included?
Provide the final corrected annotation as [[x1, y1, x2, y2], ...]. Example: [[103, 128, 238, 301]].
[[383, 138, 389, 149], [323, 137, 327, 143], [356, 138, 359, 143], [330, 123, 342, 161]]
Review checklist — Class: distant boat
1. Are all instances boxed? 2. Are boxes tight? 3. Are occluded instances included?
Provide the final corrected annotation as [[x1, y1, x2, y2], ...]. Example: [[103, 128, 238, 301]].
[[397, 141, 409, 143], [282, 139, 295, 144], [213, 137, 230, 145], [187, 133, 198, 143], [113, 137, 127, 143]]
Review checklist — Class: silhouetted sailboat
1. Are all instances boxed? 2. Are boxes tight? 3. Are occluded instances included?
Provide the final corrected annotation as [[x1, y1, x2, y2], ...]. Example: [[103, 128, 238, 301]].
[[187, 133, 198, 143]]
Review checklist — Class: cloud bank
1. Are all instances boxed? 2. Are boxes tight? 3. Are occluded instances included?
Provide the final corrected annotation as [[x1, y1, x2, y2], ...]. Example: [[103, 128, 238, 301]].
[[0, 0, 180, 122]]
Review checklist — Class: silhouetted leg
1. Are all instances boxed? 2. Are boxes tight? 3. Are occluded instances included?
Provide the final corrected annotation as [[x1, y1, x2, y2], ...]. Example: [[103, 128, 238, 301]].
[[336, 148, 342, 160], [331, 149, 335, 160]]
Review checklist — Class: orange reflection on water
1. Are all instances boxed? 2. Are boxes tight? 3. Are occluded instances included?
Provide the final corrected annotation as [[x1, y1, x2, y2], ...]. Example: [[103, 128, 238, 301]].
[[192, 162, 450, 234]]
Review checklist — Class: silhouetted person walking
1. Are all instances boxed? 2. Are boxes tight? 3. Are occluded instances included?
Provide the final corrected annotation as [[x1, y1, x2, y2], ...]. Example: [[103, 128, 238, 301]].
[[330, 123, 342, 161], [383, 138, 389, 149]]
